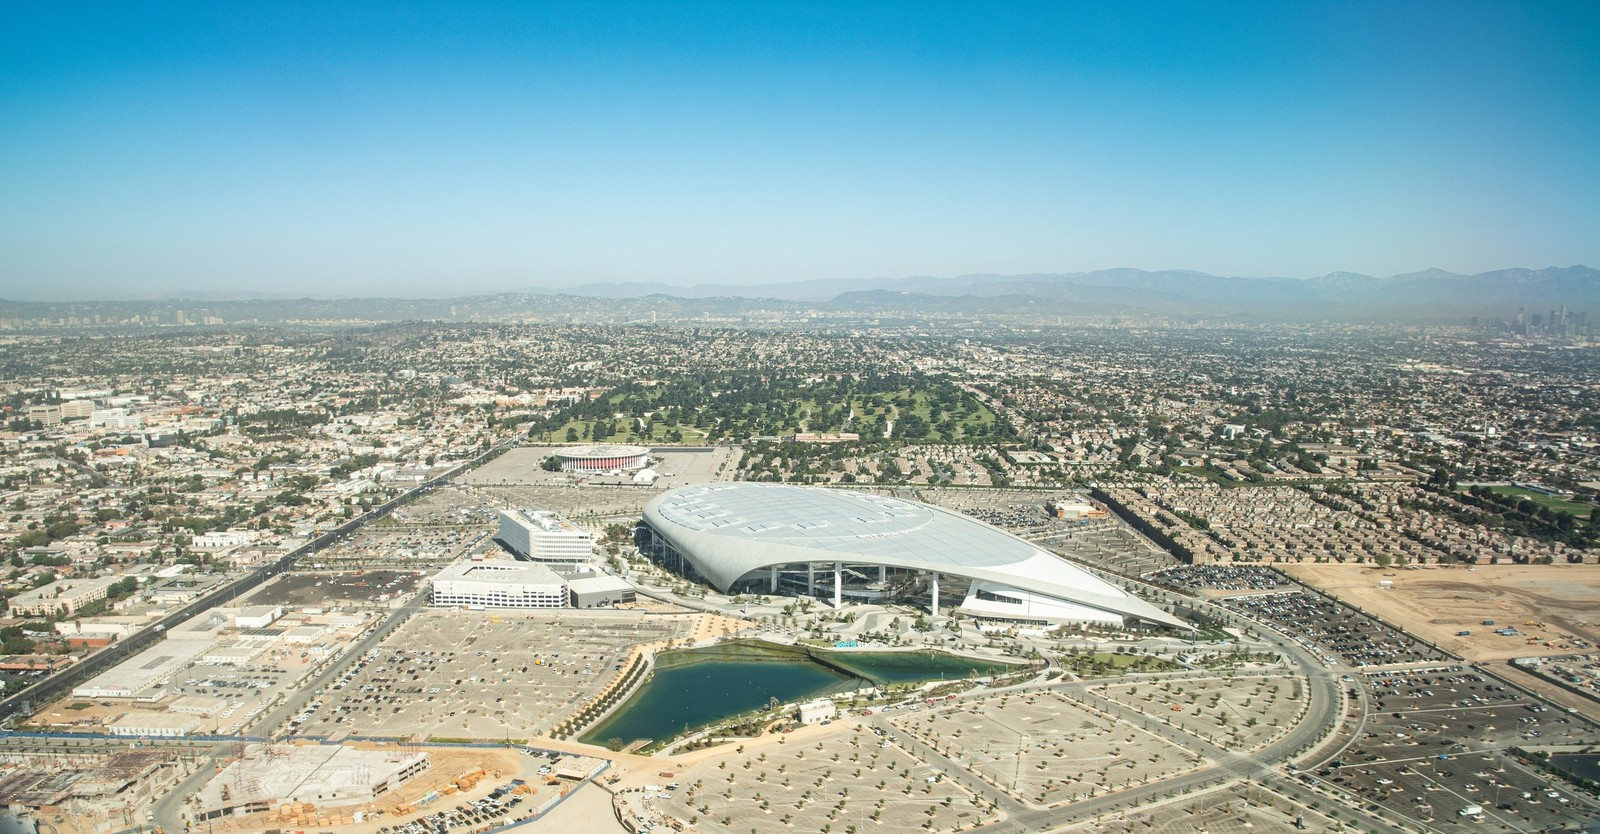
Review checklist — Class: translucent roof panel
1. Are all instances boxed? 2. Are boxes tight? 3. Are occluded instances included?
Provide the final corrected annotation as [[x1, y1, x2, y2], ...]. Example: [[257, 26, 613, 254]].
[[649, 483, 1036, 568], [643, 483, 1185, 628]]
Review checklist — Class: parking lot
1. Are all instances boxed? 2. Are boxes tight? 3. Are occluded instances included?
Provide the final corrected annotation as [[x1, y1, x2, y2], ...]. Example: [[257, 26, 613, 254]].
[[1303, 666, 1600, 832], [463, 483, 651, 526], [375, 774, 543, 834], [459, 446, 736, 489], [1146, 564, 1291, 595], [313, 527, 491, 571], [388, 485, 499, 525], [294, 610, 691, 740], [651, 722, 998, 834], [1220, 590, 1448, 668], [1054, 786, 1338, 834], [1094, 670, 1308, 751], [890, 691, 1206, 807], [251, 569, 427, 609]]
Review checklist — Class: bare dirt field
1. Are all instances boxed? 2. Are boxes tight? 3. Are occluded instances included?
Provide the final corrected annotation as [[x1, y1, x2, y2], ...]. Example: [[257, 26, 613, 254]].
[[1280, 562, 1600, 662]]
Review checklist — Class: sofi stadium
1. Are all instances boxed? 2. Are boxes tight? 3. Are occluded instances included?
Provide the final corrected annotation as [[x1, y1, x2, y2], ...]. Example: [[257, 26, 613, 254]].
[[639, 483, 1185, 629]]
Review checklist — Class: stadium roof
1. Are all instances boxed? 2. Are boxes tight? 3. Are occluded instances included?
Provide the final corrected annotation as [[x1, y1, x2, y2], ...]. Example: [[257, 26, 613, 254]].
[[556, 443, 649, 457], [643, 483, 1184, 628]]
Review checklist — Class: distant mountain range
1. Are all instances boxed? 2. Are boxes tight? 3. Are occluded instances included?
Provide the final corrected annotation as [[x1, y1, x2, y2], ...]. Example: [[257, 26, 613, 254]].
[[544, 266, 1600, 314], [1, 266, 1594, 324]]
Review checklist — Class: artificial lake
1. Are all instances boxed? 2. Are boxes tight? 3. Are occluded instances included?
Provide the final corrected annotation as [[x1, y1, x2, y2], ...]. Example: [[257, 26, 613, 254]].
[[580, 640, 1020, 748]]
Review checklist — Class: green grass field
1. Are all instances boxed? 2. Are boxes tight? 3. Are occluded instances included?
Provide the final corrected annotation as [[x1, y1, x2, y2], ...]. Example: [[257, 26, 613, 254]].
[[1484, 485, 1596, 518]]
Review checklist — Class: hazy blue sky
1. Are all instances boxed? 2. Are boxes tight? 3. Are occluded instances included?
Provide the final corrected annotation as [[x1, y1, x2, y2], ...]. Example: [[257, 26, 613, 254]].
[[2, 1, 1597, 300]]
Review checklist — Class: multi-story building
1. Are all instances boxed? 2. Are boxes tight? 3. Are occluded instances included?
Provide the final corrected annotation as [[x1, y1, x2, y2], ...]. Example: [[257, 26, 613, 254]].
[[8, 575, 123, 617], [429, 561, 568, 609], [58, 400, 96, 420], [497, 509, 594, 570]]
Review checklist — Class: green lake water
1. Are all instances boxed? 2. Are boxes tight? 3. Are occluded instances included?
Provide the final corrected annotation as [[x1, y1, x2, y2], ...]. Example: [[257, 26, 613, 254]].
[[1549, 753, 1600, 784], [579, 641, 1019, 747]]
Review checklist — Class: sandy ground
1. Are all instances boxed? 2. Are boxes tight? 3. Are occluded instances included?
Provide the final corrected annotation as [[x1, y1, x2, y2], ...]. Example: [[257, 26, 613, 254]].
[[510, 781, 626, 833], [688, 612, 752, 642], [199, 746, 532, 834], [1491, 661, 1600, 720], [1280, 562, 1600, 662]]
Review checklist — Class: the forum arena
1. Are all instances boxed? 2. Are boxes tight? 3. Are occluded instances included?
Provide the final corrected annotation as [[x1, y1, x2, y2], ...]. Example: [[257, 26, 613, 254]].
[[553, 443, 650, 472]]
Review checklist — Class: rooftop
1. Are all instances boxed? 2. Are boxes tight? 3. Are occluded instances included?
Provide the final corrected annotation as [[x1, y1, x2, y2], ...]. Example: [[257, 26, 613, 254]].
[[645, 483, 1185, 628], [650, 483, 1035, 568], [555, 443, 649, 458], [507, 508, 584, 534], [432, 560, 565, 587]]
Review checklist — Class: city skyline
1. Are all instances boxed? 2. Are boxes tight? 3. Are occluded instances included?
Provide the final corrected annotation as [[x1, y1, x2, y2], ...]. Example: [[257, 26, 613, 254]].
[[3, 2, 1599, 300]]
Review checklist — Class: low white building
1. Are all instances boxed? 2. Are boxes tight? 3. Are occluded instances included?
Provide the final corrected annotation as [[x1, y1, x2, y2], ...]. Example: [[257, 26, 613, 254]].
[[91, 408, 143, 430], [201, 641, 266, 665], [798, 700, 836, 724], [169, 694, 227, 716], [281, 624, 328, 643], [194, 530, 254, 549], [55, 616, 147, 639], [430, 561, 567, 609], [235, 604, 283, 629], [568, 574, 637, 608], [72, 638, 213, 699], [108, 713, 203, 737]]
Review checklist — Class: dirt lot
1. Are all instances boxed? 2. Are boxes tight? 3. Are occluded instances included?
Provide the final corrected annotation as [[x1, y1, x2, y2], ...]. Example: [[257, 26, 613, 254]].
[[1281, 562, 1600, 662], [205, 745, 532, 834]]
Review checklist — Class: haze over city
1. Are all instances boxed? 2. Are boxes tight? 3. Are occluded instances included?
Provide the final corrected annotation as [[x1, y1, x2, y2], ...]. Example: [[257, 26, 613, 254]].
[[3, 2, 1599, 300]]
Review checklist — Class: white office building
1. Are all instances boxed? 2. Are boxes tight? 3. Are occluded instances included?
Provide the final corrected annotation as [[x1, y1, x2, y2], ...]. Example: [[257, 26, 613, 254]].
[[90, 408, 142, 430], [430, 561, 568, 609], [498, 509, 595, 570], [195, 530, 254, 549]]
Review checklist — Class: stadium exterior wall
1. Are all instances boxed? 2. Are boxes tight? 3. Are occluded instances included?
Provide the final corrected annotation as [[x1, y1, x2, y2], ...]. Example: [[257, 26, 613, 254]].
[[641, 484, 1185, 629]]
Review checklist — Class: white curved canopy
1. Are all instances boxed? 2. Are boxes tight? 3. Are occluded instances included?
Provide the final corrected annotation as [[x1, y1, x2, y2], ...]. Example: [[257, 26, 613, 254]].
[[643, 483, 1184, 628]]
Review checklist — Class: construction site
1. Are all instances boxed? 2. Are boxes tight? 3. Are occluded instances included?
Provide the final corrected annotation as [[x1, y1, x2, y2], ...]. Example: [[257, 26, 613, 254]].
[[0, 749, 185, 834], [185, 743, 591, 834]]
